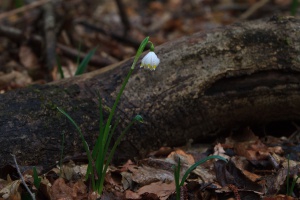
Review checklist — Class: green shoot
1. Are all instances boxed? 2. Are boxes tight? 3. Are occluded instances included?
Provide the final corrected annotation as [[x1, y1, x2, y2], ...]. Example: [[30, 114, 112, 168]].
[[56, 56, 64, 79], [291, 0, 298, 16], [57, 36, 155, 195], [33, 166, 41, 189], [57, 107, 96, 187], [286, 154, 300, 196], [59, 132, 65, 177], [173, 158, 181, 200], [76, 41, 83, 66], [14, 0, 24, 8], [173, 155, 228, 199], [287, 154, 290, 195], [56, 46, 97, 79], [75, 47, 97, 76], [288, 176, 300, 196]]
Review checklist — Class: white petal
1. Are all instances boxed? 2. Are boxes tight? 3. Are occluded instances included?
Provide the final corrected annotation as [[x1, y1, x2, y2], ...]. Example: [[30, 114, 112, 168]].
[[140, 51, 160, 70]]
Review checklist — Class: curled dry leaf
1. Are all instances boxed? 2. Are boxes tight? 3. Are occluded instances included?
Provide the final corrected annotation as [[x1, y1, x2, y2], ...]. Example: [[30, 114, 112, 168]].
[[0, 179, 21, 200]]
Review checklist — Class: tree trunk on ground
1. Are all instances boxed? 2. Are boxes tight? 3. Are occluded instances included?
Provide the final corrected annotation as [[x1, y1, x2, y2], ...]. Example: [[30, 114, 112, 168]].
[[1, 16, 300, 167]]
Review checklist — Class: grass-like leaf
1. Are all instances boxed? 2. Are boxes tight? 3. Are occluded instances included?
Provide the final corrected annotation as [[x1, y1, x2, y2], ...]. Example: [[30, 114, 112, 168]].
[[179, 155, 227, 186], [59, 132, 65, 176], [14, 0, 24, 8], [132, 37, 149, 67], [173, 155, 227, 200], [173, 158, 181, 200], [75, 47, 97, 76], [57, 107, 96, 187], [56, 56, 64, 79], [33, 166, 41, 189], [291, 0, 298, 16]]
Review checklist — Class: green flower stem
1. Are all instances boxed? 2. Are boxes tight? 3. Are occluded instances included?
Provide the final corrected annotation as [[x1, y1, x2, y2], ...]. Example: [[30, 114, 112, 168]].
[[93, 36, 150, 194], [174, 159, 181, 200], [132, 37, 150, 68], [173, 155, 227, 200], [98, 118, 139, 194], [103, 36, 149, 138], [179, 155, 227, 186], [148, 41, 154, 51], [56, 107, 96, 185]]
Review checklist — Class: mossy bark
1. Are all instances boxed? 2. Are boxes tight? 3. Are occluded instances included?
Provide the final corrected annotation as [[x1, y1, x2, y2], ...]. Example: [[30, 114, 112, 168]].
[[1, 16, 300, 166]]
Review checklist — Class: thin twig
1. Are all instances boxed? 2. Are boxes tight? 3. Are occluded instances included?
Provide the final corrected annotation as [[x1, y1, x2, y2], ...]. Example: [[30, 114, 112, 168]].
[[114, 0, 131, 36], [43, 1, 56, 81], [0, 25, 114, 68], [239, 0, 270, 20], [0, 25, 42, 45], [57, 43, 115, 67], [75, 20, 140, 49], [11, 154, 36, 200], [0, 0, 53, 21]]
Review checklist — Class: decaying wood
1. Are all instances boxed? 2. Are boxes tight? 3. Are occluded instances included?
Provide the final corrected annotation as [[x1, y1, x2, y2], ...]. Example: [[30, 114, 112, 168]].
[[1, 16, 300, 166]]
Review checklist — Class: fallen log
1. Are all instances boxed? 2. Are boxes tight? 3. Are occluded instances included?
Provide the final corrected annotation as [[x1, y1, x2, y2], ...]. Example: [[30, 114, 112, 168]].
[[1, 16, 300, 166]]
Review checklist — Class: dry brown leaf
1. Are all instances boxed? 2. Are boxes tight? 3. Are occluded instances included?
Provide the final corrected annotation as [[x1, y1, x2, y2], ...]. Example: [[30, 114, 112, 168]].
[[121, 172, 132, 190], [148, 147, 173, 158], [119, 159, 135, 172], [131, 165, 174, 186], [0, 70, 32, 87], [213, 143, 230, 160], [233, 134, 270, 161], [231, 156, 261, 182], [49, 177, 73, 200], [137, 181, 175, 200], [104, 171, 124, 193], [263, 194, 297, 200], [0, 179, 21, 200], [70, 179, 87, 199], [39, 177, 52, 200], [19, 45, 39, 70], [167, 149, 195, 165], [125, 190, 141, 199]]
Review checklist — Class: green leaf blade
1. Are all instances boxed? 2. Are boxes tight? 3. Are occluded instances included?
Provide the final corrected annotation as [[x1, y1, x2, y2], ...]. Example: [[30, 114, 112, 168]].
[[75, 47, 97, 76], [179, 155, 227, 186]]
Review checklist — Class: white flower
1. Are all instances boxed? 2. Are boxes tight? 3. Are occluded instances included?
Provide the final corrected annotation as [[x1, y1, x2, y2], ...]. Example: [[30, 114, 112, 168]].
[[140, 51, 160, 70]]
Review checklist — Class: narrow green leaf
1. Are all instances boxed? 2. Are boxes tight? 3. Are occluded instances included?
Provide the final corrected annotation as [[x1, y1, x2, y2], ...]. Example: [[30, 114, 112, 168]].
[[56, 55, 64, 79], [291, 0, 298, 16], [289, 176, 299, 196], [173, 159, 181, 200], [57, 107, 96, 187], [134, 115, 143, 122], [287, 154, 290, 195], [75, 47, 97, 76], [179, 155, 227, 186], [59, 132, 65, 177], [132, 37, 149, 67], [33, 166, 41, 189], [14, 0, 24, 8], [76, 41, 83, 66], [103, 117, 120, 162], [98, 116, 140, 194]]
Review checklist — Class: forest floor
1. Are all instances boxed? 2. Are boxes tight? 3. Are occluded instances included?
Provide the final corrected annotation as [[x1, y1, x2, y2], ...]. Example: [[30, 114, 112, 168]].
[[0, 0, 299, 199]]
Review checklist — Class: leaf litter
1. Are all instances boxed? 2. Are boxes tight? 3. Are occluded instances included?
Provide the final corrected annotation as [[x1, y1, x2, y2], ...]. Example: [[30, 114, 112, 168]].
[[0, 127, 298, 199]]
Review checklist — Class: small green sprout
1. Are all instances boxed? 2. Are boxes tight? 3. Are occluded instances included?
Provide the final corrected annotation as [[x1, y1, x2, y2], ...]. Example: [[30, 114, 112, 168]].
[[33, 166, 41, 190], [57, 47, 97, 78], [173, 155, 228, 200], [286, 154, 300, 197]]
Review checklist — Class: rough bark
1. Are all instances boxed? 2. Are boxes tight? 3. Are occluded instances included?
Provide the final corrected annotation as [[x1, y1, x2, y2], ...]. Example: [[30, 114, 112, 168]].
[[1, 16, 300, 166]]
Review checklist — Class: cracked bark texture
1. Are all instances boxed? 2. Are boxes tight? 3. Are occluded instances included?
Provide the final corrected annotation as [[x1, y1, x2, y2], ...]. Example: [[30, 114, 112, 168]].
[[1, 16, 300, 166]]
